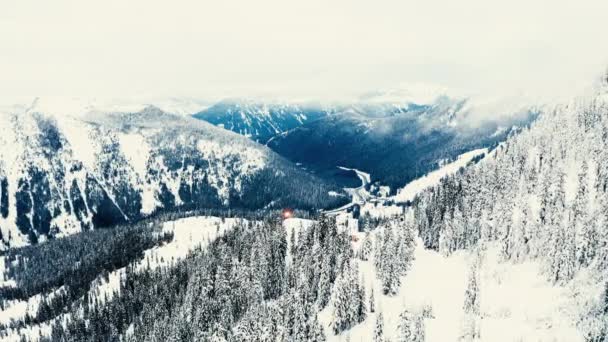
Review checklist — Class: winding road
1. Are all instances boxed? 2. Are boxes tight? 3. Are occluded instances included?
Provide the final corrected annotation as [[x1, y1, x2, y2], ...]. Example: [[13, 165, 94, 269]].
[[324, 166, 372, 215]]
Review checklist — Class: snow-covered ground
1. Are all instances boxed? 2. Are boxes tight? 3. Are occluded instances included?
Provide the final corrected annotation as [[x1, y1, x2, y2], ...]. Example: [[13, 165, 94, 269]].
[[393, 148, 488, 203], [321, 233, 594, 342], [359, 202, 403, 219]]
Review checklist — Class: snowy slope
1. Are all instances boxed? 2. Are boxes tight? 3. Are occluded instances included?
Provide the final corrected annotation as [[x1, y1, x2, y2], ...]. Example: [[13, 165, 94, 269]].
[[393, 148, 488, 203], [322, 233, 590, 342], [394, 88, 608, 340]]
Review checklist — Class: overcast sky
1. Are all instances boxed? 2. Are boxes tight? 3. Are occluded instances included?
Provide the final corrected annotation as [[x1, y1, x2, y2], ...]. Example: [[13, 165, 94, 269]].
[[1, 0, 607, 102]]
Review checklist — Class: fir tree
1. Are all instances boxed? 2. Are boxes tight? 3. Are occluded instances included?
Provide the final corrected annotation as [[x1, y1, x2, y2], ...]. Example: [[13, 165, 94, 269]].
[[369, 287, 376, 313], [373, 311, 385, 342], [396, 309, 413, 342]]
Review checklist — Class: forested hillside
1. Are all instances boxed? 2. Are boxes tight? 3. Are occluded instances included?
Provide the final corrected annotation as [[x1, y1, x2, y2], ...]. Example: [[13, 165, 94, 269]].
[[411, 91, 608, 338], [414, 93, 608, 277], [4, 91, 608, 341], [2, 216, 354, 342]]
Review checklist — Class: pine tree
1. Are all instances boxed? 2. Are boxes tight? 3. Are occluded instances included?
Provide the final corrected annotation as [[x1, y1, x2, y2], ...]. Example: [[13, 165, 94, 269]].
[[356, 275, 367, 323], [463, 265, 480, 316], [396, 309, 413, 342], [330, 273, 348, 334], [462, 263, 480, 341], [397, 220, 416, 275], [373, 312, 385, 342], [330, 261, 366, 334], [574, 161, 595, 267], [317, 258, 333, 308], [369, 287, 376, 313], [359, 232, 373, 261], [413, 314, 426, 342], [507, 200, 529, 262], [309, 314, 327, 342]]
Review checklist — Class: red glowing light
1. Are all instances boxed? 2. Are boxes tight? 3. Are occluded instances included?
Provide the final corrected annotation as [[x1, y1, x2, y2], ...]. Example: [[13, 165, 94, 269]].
[[282, 208, 293, 219]]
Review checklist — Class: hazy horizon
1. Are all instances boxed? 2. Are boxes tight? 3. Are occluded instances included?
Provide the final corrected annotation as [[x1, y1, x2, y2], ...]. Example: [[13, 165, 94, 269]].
[[2, 0, 608, 103]]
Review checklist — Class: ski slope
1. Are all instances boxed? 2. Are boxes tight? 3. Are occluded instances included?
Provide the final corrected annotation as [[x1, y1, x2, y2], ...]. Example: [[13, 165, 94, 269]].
[[393, 148, 488, 203], [321, 236, 591, 342]]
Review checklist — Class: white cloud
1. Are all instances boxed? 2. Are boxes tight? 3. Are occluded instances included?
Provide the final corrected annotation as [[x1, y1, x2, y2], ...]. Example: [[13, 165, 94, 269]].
[[1, 0, 607, 103]]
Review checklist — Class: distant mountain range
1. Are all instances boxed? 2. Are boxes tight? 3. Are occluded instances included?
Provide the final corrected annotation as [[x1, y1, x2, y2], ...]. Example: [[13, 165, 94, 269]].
[[192, 94, 538, 191], [192, 99, 332, 143]]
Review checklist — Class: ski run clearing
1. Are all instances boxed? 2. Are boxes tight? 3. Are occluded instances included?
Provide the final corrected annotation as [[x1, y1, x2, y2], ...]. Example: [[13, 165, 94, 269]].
[[321, 231, 589, 342], [393, 148, 488, 203]]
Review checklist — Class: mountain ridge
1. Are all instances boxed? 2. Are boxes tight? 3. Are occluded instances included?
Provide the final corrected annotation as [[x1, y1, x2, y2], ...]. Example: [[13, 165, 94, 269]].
[[0, 105, 346, 249]]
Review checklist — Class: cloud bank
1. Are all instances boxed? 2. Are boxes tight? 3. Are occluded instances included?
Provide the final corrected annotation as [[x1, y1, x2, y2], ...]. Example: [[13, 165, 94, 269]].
[[1, 0, 607, 103]]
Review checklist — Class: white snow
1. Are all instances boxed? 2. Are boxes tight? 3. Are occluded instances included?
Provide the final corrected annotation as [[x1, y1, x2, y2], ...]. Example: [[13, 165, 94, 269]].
[[147, 216, 244, 268], [0, 286, 65, 326], [335, 213, 360, 233], [359, 202, 403, 219], [393, 148, 488, 203], [196, 139, 267, 202], [322, 235, 591, 342], [3, 96, 207, 119], [116, 131, 159, 214]]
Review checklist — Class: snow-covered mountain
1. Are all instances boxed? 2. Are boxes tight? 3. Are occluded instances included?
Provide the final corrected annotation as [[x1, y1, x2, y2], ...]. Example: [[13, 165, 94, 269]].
[[192, 99, 332, 143], [0, 100, 345, 249], [266, 95, 537, 190]]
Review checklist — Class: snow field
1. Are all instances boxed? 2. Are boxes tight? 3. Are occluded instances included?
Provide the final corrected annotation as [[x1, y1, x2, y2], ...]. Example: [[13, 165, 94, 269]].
[[321, 226, 592, 342]]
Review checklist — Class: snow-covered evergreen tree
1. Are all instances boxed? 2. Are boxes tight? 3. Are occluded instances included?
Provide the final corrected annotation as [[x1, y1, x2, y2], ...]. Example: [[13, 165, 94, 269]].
[[330, 261, 366, 334], [373, 311, 385, 342], [396, 309, 413, 342], [462, 262, 480, 341], [374, 218, 416, 295], [369, 287, 376, 313]]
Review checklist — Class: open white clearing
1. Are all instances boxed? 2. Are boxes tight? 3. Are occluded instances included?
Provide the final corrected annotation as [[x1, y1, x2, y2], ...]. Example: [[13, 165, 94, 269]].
[[321, 234, 592, 342], [394, 148, 488, 203]]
